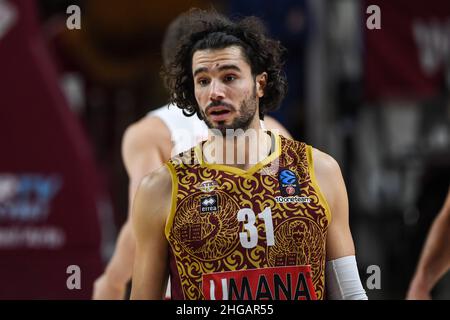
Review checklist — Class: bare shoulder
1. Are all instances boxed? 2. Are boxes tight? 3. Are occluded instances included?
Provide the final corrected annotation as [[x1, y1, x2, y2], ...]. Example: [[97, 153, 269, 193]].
[[123, 116, 171, 151], [133, 165, 173, 226], [121, 115, 173, 170], [311, 148, 341, 177], [138, 165, 172, 204], [311, 148, 346, 210], [265, 116, 292, 139]]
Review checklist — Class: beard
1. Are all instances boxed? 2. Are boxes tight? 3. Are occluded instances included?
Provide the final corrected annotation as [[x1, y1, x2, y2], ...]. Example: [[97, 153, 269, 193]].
[[201, 86, 258, 136]]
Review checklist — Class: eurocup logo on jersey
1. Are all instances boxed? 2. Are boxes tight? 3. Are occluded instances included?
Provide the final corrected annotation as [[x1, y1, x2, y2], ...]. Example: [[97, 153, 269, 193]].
[[202, 266, 317, 300], [278, 169, 300, 197], [276, 169, 310, 203]]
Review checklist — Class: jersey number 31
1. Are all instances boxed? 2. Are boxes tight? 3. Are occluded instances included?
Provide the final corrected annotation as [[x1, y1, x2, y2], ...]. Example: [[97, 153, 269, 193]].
[[237, 207, 275, 249]]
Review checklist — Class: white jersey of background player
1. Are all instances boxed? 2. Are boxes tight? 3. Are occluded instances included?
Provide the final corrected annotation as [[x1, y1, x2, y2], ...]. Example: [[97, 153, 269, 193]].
[[149, 104, 289, 154]]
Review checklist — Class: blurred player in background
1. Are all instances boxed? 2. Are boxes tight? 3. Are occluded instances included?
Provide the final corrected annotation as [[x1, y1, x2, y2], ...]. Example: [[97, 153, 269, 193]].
[[407, 187, 450, 299], [93, 12, 291, 299]]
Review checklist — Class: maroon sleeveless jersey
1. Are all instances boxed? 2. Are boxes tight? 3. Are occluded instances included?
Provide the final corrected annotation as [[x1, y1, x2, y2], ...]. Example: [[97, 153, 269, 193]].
[[165, 134, 331, 300]]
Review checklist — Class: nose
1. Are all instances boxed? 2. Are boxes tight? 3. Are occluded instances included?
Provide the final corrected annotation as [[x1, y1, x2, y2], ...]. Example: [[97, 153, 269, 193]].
[[209, 79, 225, 101]]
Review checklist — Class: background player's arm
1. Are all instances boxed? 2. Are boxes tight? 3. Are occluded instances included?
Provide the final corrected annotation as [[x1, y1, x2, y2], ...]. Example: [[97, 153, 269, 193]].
[[93, 117, 172, 299], [407, 188, 450, 300], [130, 166, 172, 299], [264, 116, 292, 139]]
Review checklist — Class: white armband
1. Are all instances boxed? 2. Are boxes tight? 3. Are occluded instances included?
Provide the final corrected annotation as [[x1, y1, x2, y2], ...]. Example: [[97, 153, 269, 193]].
[[326, 255, 368, 300]]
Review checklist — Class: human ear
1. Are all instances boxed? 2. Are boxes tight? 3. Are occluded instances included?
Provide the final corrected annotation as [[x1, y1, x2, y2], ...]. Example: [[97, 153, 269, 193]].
[[256, 72, 268, 98]]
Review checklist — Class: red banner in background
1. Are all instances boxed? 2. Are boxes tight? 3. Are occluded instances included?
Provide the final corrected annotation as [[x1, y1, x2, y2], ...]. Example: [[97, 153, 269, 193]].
[[0, 0, 103, 299], [364, 0, 450, 100]]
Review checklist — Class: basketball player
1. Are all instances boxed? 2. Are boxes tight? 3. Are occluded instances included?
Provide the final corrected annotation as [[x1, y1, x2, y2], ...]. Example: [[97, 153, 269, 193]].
[[407, 187, 450, 299], [92, 13, 291, 300], [130, 9, 367, 300]]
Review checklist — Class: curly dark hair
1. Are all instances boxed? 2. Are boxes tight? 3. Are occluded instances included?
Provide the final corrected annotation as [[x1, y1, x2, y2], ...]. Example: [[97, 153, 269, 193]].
[[162, 8, 288, 120]]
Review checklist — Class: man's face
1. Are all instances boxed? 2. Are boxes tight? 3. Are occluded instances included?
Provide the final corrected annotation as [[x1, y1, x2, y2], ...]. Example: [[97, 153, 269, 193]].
[[192, 46, 266, 135]]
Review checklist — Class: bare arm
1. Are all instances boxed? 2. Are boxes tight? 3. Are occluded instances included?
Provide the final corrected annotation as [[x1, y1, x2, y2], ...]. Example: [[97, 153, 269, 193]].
[[264, 116, 292, 139], [130, 166, 172, 299], [93, 116, 172, 299], [313, 149, 355, 260], [313, 149, 367, 299], [407, 188, 450, 299]]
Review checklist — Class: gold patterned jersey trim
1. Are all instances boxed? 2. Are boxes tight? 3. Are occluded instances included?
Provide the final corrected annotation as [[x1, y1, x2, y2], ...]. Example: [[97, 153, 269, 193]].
[[166, 136, 329, 300], [194, 131, 281, 177], [164, 162, 179, 239], [306, 145, 332, 223]]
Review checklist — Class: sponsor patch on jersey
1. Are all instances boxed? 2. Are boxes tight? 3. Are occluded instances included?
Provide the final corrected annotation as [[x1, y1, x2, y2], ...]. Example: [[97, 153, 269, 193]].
[[196, 180, 219, 193], [202, 265, 317, 300], [278, 169, 300, 197], [200, 195, 219, 213], [275, 196, 311, 204]]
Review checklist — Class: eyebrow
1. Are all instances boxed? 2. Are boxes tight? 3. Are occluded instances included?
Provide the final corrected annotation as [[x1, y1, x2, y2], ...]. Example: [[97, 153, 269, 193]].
[[193, 64, 242, 78]]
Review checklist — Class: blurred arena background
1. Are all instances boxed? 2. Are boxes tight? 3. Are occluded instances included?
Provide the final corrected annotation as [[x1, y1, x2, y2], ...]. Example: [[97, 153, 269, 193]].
[[0, 0, 449, 299]]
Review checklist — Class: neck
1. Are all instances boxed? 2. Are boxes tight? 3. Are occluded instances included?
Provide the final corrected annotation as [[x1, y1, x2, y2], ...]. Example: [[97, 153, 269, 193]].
[[203, 120, 273, 170]]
